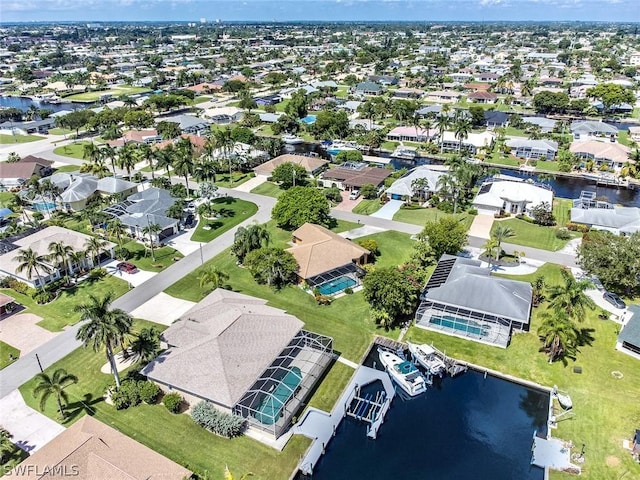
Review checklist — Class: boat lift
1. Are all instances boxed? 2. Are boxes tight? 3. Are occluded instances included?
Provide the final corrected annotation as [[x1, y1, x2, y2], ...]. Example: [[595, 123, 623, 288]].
[[346, 386, 392, 439]]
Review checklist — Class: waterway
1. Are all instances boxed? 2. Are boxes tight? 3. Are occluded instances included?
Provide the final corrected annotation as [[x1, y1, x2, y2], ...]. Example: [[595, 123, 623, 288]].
[[308, 353, 548, 480], [0, 95, 89, 113]]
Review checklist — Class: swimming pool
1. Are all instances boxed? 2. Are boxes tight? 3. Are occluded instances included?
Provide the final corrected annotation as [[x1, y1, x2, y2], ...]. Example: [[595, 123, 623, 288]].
[[300, 115, 316, 125], [316, 276, 356, 295], [429, 314, 490, 337], [33, 202, 56, 212]]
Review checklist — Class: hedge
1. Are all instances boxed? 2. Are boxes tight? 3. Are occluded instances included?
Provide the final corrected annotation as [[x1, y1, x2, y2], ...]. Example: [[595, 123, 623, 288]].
[[191, 401, 245, 438]]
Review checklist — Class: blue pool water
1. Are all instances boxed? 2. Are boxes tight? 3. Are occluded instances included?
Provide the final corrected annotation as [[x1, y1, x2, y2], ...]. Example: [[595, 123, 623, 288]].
[[316, 276, 356, 295], [310, 367, 548, 480], [300, 115, 316, 125], [430, 314, 489, 337], [33, 202, 56, 212]]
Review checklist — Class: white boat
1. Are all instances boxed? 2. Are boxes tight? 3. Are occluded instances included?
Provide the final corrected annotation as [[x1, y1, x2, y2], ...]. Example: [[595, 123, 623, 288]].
[[391, 146, 418, 160], [377, 349, 427, 397], [553, 385, 573, 410], [282, 134, 304, 145], [407, 342, 447, 377]]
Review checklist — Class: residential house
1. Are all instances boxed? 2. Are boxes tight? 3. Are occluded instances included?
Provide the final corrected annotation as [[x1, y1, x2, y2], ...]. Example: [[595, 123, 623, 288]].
[[104, 187, 181, 241], [468, 91, 498, 104], [285, 223, 369, 290], [616, 305, 640, 360], [473, 176, 554, 215], [484, 110, 509, 128], [506, 138, 558, 160], [570, 140, 631, 171], [159, 114, 211, 135], [259, 112, 282, 124], [107, 129, 162, 147], [570, 120, 618, 140], [439, 130, 495, 154], [425, 90, 462, 103], [0, 156, 53, 187], [0, 226, 115, 288], [0, 118, 55, 134], [253, 154, 329, 178], [368, 75, 398, 86], [142, 289, 333, 439], [319, 162, 392, 192], [355, 82, 383, 96], [414, 254, 533, 348], [9, 416, 191, 480], [386, 126, 437, 143], [629, 126, 640, 143], [385, 165, 447, 200], [392, 88, 424, 99], [522, 116, 557, 133], [570, 204, 640, 235], [203, 106, 244, 125]]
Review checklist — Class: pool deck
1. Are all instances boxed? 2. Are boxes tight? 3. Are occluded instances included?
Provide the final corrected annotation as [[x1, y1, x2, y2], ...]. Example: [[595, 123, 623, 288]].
[[293, 365, 395, 476]]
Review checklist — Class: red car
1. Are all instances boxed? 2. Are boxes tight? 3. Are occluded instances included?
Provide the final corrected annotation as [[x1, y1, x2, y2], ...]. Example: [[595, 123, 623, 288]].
[[117, 262, 138, 274]]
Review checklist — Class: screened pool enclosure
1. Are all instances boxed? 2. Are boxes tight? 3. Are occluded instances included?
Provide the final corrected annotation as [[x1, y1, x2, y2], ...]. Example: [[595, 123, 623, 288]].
[[234, 330, 334, 438]]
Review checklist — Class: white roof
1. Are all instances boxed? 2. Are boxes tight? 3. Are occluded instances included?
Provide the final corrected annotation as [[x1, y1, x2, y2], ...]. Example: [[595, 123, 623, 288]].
[[386, 166, 447, 197], [474, 179, 553, 209], [441, 130, 496, 148]]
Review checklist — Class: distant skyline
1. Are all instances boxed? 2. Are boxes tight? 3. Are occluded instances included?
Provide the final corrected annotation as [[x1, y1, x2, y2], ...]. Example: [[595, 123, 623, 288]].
[[2, 0, 640, 24]]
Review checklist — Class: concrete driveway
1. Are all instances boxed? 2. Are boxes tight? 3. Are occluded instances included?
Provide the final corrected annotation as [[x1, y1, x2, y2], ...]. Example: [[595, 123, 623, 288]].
[[468, 214, 494, 239], [233, 175, 268, 193], [130, 292, 196, 326], [585, 289, 627, 320], [0, 390, 65, 453], [164, 229, 202, 256], [104, 260, 157, 288], [0, 313, 56, 356], [371, 199, 403, 220], [332, 191, 363, 212]]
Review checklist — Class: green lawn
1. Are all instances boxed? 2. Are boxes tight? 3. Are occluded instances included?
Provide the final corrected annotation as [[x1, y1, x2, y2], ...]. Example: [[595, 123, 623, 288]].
[[48, 127, 73, 135], [275, 99, 291, 112], [121, 241, 183, 272], [356, 230, 413, 268], [393, 207, 473, 231], [213, 172, 255, 189], [53, 141, 95, 160], [305, 361, 355, 412], [190, 197, 258, 243], [617, 130, 632, 147], [0, 191, 16, 207], [192, 95, 213, 105], [0, 134, 45, 144], [0, 340, 20, 370], [0, 275, 129, 332], [406, 263, 640, 480], [250, 181, 284, 198], [534, 160, 560, 172], [17, 319, 309, 480], [54, 165, 81, 173], [352, 199, 382, 215], [553, 198, 573, 227], [64, 86, 151, 102], [487, 151, 521, 167]]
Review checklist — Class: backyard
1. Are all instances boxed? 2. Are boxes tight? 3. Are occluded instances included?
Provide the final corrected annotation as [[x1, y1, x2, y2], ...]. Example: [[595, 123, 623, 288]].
[[355, 230, 413, 268], [190, 197, 258, 243], [53, 141, 97, 160], [405, 263, 640, 480], [63, 86, 151, 102], [0, 275, 129, 332]]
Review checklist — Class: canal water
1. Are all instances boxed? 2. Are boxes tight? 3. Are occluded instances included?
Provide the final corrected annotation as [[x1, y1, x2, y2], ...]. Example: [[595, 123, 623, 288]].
[[309, 365, 548, 480], [0, 95, 90, 113]]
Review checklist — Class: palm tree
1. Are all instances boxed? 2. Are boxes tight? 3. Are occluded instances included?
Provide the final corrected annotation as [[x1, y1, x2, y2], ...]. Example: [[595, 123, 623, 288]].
[[14, 247, 52, 291], [213, 127, 235, 178], [128, 327, 160, 363], [84, 236, 108, 268], [142, 223, 162, 261], [75, 292, 132, 388], [108, 218, 127, 251], [435, 115, 450, 153], [546, 269, 596, 322], [537, 310, 579, 363], [155, 146, 175, 181], [482, 237, 500, 267], [83, 142, 101, 165], [491, 224, 516, 261], [47, 241, 73, 277], [32, 368, 78, 418], [138, 143, 156, 180], [198, 267, 229, 290], [436, 174, 460, 214], [454, 115, 472, 153], [194, 159, 217, 183], [0, 428, 15, 464], [100, 144, 118, 177], [173, 138, 195, 193], [68, 250, 87, 283], [117, 143, 138, 178], [231, 224, 270, 263]]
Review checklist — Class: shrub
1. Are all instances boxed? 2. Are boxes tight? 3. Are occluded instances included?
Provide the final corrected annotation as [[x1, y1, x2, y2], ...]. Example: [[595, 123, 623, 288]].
[[467, 208, 478, 216], [111, 380, 141, 410], [315, 294, 333, 305], [137, 381, 160, 404], [163, 392, 183, 413], [555, 228, 572, 240], [344, 287, 354, 294], [566, 222, 590, 233], [191, 401, 245, 438], [8, 279, 30, 294], [114, 247, 131, 260], [88, 268, 107, 280], [32, 289, 55, 304], [0, 276, 10, 288], [358, 239, 379, 256]]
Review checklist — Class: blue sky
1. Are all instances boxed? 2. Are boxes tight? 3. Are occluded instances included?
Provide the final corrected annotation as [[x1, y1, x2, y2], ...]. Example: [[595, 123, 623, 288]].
[[2, 0, 639, 23]]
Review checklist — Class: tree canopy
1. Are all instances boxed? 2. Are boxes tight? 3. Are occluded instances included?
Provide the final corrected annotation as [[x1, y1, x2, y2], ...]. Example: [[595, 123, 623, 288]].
[[272, 186, 332, 230], [419, 216, 467, 259], [271, 162, 308, 189], [586, 83, 635, 112], [362, 266, 421, 328]]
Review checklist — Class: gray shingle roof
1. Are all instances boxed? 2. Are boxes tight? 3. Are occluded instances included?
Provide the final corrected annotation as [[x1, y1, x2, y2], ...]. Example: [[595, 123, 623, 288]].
[[570, 207, 640, 233], [618, 305, 640, 347], [142, 289, 303, 408]]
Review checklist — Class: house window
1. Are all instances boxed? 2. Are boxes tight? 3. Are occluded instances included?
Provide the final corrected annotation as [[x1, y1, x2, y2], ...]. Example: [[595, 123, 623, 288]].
[[622, 341, 640, 356]]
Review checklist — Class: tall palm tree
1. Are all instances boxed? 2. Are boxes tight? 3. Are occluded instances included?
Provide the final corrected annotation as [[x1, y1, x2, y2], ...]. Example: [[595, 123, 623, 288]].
[[14, 247, 52, 291], [454, 115, 472, 153], [100, 144, 118, 177], [198, 267, 229, 291], [117, 143, 139, 178], [213, 127, 235, 178], [537, 310, 579, 363], [531, 275, 546, 307], [82, 142, 101, 165], [155, 146, 175, 181], [108, 218, 127, 251], [173, 138, 195, 192], [128, 327, 160, 363], [194, 159, 217, 184], [491, 224, 516, 261], [75, 292, 132, 388], [436, 174, 460, 214], [32, 368, 78, 418], [435, 115, 450, 153], [142, 223, 162, 261], [546, 269, 596, 322], [137, 143, 156, 180], [68, 250, 87, 283], [84, 236, 108, 268], [47, 241, 74, 277]]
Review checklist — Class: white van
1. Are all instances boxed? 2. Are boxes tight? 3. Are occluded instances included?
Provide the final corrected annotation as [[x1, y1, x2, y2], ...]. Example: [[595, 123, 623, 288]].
[[349, 190, 361, 200]]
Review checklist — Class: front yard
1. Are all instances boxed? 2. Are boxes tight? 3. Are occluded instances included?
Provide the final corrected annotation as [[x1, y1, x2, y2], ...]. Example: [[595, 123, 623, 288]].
[[0, 340, 20, 369], [0, 134, 45, 144], [393, 206, 474, 231], [0, 275, 129, 332], [213, 172, 255, 188], [190, 197, 258, 243], [53, 141, 97, 160], [405, 263, 640, 480], [351, 199, 382, 215], [250, 181, 284, 198], [121, 241, 183, 271]]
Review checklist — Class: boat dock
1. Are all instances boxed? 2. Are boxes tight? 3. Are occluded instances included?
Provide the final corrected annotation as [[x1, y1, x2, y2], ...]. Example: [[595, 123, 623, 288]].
[[293, 365, 395, 476]]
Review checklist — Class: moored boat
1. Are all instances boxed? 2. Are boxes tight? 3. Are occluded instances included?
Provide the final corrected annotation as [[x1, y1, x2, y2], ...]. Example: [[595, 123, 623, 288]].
[[378, 349, 427, 397], [407, 342, 446, 377], [282, 134, 305, 145]]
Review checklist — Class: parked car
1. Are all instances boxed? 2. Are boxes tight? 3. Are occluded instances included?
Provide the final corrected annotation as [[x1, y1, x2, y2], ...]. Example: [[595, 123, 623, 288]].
[[349, 190, 361, 200], [590, 275, 604, 291], [603, 291, 626, 309], [117, 262, 138, 274]]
